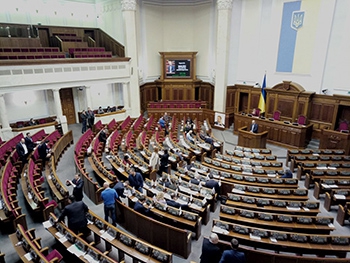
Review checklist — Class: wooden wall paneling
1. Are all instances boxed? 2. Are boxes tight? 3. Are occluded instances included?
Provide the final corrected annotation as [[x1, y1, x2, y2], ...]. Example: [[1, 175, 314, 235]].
[[321, 104, 335, 123], [250, 92, 260, 110]]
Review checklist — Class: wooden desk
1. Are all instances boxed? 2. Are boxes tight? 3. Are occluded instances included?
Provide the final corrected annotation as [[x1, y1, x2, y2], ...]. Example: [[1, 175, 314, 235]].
[[116, 200, 192, 258], [238, 126, 268, 148], [320, 129, 350, 155], [234, 113, 313, 148]]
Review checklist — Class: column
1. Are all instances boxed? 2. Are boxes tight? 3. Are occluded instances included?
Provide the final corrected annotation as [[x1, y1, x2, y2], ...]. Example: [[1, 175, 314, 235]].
[[52, 88, 68, 134], [0, 94, 13, 140], [213, 0, 233, 112], [121, 0, 141, 117], [85, 86, 93, 109], [122, 82, 131, 114]]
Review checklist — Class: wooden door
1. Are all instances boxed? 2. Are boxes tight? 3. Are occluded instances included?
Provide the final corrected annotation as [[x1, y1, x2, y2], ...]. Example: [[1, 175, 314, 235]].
[[59, 88, 76, 124], [38, 28, 50, 47]]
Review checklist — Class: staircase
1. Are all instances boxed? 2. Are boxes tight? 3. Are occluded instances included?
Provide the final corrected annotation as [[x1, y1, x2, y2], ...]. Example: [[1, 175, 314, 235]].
[[306, 138, 320, 149]]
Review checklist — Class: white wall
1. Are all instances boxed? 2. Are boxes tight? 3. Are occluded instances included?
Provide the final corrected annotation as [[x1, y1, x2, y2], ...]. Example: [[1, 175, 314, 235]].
[[4, 90, 52, 122], [0, 0, 97, 27], [139, 2, 213, 82]]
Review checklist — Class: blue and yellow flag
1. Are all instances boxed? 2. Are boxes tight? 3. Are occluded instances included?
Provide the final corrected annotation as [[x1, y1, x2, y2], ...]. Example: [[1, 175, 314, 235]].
[[258, 74, 267, 113]]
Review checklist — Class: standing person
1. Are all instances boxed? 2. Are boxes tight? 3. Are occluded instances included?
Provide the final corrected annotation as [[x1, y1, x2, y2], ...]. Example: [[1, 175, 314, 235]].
[[101, 182, 118, 226], [25, 132, 37, 154], [219, 238, 246, 263], [200, 233, 222, 263], [28, 118, 37, 126], [16, 138, 29, 165], [57, 195, 89, 235], [81, 110, 88, 133], [66, 174, 84, 201], [149, 147, 160, 172], [128, 168, 144, 193], [98, 128, 108, 148], [87, 107, 95, 129], [38, 140, 51, 170], [159, 149, 169, 175], [250, 120, 258, 133], [113, 180, 129, 200]]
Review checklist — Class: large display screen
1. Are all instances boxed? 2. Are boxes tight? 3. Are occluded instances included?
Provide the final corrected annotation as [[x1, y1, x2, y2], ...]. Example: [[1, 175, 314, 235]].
[[165, 59, 191, 78]]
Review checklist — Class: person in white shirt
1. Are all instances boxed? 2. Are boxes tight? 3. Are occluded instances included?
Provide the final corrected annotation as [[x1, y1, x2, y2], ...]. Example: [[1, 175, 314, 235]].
[[149, 147, 160, 171]]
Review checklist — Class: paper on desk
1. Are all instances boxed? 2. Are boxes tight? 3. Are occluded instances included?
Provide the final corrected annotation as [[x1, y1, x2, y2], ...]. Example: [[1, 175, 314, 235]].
[[24, 252, 33, 261], [242, 172, 253, 175], [313, 153, 319, 156], [327, 167, 337, 170], [68, 244, 85, 257], [232, 189, 245, 194], [334, 194, 346, 199], [101, 231, 115, 241], [328, 223, 335, 228], [328, 185, 339, 188], [59, 236, 67, 243], [117, 168, 125, 173], [302, 207, 310, 211], [131, 197, 138, 202], [55, 232, 64, 239], [249, 234, 261, 241], [270, 237, 277, 243], [316, 166, 327, 169], [190, 204, 202, 210], [212, 226, 229, 235], [42, 220, 52, 228], [321, 184, 330, 188], [286, 206, 301, 211], [267, 174, 277, 178], [84, 254, 99, 263]]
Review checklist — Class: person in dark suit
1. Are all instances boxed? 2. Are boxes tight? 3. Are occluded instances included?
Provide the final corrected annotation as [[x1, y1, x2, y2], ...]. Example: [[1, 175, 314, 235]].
[[166, 193, 189, 210], [66, 174, 84, 201], [99, 128, 108, 143], [134, 196, 152, 216], [113, 180, 129, 200], [250, 120, 258, 133], [200, 233, 221, 263], [38, 140, 51, 170], [25, 132, 37, 154], [87, 107, 95, 129], [190, 173, 201, 185], [281, 169, 293, 178], [81, 110, 88, 133], [16, 138, 28, 164], [128, 168, 144, 192], [219, 238, 246, 263], [28, 118, 37, 126], [203, 174, 221, 195], [159, 149, 169, 175], [57, 195, 89, 235]]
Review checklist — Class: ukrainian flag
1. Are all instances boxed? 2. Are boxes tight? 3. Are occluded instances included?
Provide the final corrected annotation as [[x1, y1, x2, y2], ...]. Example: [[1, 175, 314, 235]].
[[258, 74, 267, 113]]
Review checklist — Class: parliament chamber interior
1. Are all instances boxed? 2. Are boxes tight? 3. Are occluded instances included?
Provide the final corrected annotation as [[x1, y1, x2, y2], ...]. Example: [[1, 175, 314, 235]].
[[1, 0, 350, 263]]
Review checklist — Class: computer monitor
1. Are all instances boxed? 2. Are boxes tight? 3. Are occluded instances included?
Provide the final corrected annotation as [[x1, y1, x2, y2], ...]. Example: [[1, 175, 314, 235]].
[[106, 227, 117, 239], [75, 240, 86, 252], [56, 223, 64, 234], [87, 248, 100, 261], [65, 231, 75, 243], [95, 220, 104, 230]]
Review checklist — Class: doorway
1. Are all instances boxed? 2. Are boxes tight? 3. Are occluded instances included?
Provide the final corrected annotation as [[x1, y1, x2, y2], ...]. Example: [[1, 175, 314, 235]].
[[59, 88, 76, 124]]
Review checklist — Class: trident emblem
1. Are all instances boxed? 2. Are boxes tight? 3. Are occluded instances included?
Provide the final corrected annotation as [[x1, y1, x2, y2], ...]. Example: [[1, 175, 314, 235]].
[[291, 11, 305, 30]]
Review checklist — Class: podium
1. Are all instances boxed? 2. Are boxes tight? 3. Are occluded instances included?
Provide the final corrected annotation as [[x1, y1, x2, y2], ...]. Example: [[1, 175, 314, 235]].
[[320, 129, 350, 155], [237, 126, 268, 148]]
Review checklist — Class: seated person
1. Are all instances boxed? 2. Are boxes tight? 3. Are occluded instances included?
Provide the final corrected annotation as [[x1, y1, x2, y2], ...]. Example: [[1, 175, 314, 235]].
[[153, 192, 167, 204], [251, 108, 259, 116], [190, 173, 201, 185], [186, 130, 195, 144], [134, 196, 152, 216], [97, 106, 104, 114], [99, 128, 108, 145], [281, 169, 293, 178], [159, 174, 171, 188], [184, 122, 193, 133], [106, 106, 111, 112], [28, 118, 37, 126], [199, 130, 214, 145], [123, 155, 133, 169], [166, 193, 189, 210]]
